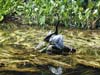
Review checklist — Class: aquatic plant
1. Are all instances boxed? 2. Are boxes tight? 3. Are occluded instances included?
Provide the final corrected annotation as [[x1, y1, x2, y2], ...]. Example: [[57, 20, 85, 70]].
[[0, 0, 100, 29], [0, 0, 19, 21]]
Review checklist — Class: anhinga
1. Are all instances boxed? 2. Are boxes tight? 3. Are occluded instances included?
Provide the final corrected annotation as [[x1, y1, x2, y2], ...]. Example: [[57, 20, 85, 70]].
[[43, 14, 76, 54], [44, 19, 64, 51], [44, 13, 60, 42]]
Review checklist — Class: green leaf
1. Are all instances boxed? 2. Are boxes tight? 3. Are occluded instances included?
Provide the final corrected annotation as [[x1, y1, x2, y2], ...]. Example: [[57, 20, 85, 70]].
[[88, 1, 94, 9], [97, 1, 100, 7], [0, 15, 4, 21], [39, 16, 45, 25]]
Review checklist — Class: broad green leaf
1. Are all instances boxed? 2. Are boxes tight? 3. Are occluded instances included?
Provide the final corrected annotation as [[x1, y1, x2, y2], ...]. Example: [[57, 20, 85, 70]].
[[88, 0, 94, 9], [97, 1, 100, 7], [39, 16, 45, 25], [0, 15, 4, 21]]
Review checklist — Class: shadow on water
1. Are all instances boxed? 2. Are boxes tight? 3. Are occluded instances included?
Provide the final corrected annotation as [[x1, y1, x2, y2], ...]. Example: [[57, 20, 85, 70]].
[[0, 64, 100, 75], [64, 64, 100, 75]]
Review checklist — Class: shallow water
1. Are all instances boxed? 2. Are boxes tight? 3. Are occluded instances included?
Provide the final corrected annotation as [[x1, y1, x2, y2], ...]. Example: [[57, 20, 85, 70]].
[[0, 28, 100, 75], [0, 65, 100, 75]]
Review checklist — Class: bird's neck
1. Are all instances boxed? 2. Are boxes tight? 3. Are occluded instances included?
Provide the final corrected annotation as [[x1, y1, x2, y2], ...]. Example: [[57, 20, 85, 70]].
[[55, 22, 59, 35]]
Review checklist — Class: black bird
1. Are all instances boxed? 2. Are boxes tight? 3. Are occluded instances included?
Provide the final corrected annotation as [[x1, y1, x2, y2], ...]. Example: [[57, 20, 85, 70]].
[[44, 14, 76, 54], [44, 13, 59, 42], [44, 21, 76, 54]]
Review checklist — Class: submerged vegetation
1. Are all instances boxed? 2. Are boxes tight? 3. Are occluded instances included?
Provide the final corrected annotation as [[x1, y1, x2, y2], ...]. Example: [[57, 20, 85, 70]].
[[0, 0, 100, 75], [0, 27, 100, 75]]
